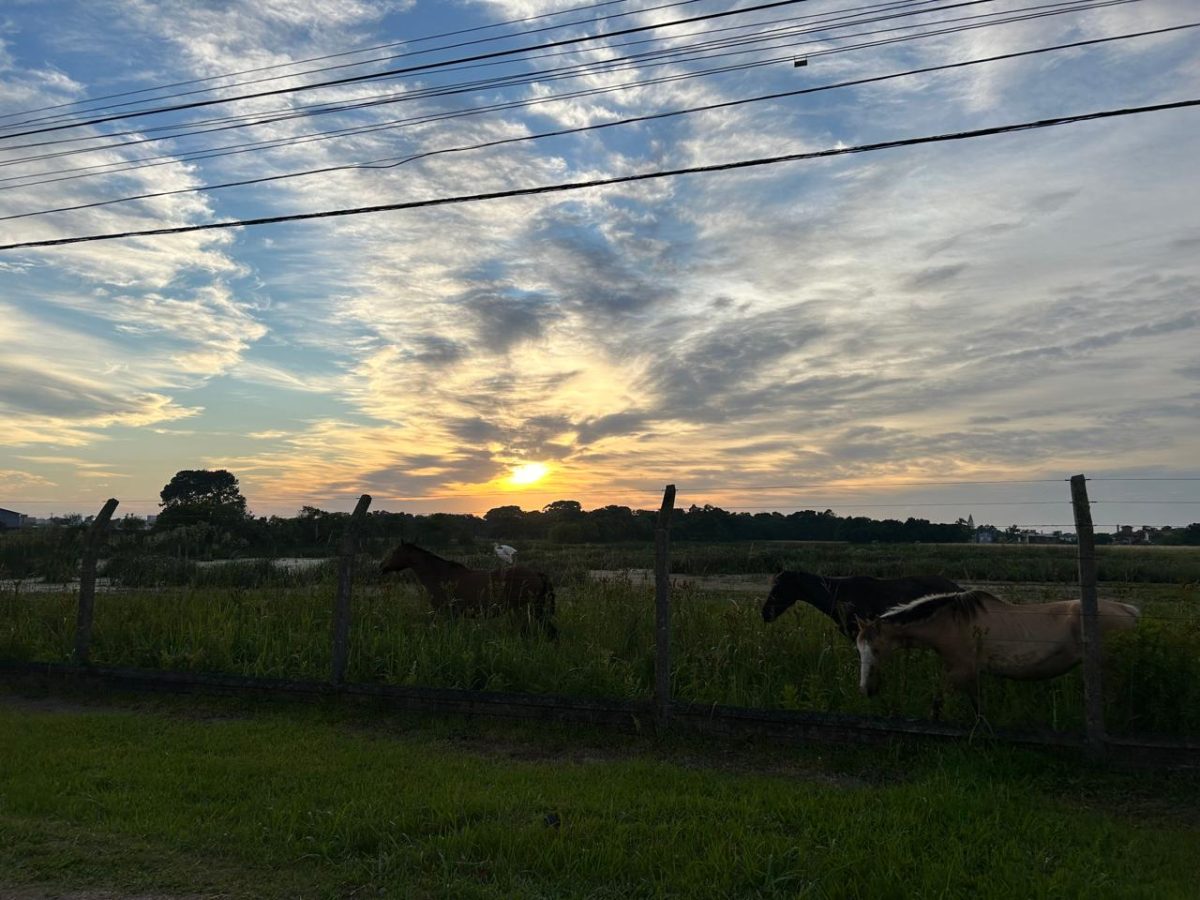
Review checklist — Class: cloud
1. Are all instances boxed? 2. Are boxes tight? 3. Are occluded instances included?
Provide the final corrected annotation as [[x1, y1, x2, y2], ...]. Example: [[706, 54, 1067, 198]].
[[2, 0, 1199, 517], [0, 468, 57, 493]]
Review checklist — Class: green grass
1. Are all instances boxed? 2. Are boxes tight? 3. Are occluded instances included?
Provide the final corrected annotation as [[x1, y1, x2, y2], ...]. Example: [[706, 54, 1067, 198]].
[[2, 573, 1199, 737], [2, 691, 1199, 899]]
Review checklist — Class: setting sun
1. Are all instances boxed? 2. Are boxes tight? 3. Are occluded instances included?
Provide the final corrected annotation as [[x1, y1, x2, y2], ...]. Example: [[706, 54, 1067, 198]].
[[508, 463, 549, 486]]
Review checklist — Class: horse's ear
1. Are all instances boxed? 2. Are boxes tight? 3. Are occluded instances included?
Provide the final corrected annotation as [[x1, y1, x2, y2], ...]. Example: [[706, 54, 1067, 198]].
[[854, 614, 869, 632]]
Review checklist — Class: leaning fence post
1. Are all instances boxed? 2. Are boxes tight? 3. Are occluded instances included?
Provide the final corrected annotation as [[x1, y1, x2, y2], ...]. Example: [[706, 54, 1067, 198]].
[[1069, 474, 1106, 755], [74, 498, 119, 665], [331, 494, 372, 685], [654, 484, 676, 729]]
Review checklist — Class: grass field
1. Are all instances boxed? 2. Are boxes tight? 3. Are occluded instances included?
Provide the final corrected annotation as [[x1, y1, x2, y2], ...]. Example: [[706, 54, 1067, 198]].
[[2, 689, 1199, 899], [2, 542, 1199, 737]]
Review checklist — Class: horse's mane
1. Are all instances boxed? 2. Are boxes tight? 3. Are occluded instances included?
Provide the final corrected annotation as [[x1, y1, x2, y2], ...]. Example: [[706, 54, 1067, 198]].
[[878, 589, 993, 626], [402, 542, 470, 571]]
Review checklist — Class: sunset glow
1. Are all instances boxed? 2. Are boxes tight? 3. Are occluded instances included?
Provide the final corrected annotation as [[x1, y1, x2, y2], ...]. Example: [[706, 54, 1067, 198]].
[[0, 1, 1196, 526], [508, 463, 550, 487]]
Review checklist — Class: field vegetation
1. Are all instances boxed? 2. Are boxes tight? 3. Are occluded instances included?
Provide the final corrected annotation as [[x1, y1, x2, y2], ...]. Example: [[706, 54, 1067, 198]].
[[3, 691, 1199, 899], [2, 541, 1198, 738], [3, 531, 1200, 897]]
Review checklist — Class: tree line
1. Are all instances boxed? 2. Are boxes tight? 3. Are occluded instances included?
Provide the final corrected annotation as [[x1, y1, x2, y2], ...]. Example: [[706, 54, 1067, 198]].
[[7, 470, 1199, 566]]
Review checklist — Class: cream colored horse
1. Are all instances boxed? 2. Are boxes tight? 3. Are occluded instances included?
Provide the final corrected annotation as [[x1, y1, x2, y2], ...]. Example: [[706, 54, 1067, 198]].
[[855, 589, 1139, 713]]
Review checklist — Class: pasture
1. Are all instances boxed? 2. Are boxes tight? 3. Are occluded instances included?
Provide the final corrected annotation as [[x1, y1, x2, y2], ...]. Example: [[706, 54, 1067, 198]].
[[4, 540, 1200, 897], [2, 541, 1198, 737], [3, 689, 1200, 900]]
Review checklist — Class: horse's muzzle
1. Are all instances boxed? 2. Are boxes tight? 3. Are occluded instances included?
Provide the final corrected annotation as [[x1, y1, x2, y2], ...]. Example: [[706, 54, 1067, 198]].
[[860, 674, 881, 698]]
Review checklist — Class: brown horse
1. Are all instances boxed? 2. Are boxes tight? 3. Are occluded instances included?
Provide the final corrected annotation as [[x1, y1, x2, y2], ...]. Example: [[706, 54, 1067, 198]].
[[856, 589, 1139, 714], [379, 541, 557, 638]]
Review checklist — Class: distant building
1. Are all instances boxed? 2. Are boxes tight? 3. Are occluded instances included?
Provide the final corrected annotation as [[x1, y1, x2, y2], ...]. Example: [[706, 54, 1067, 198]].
[[0, 507, 26, 530], [1114, 524, 1168, 545], [975, 525, 1000, 544], [1012, 528, 1074, 545]]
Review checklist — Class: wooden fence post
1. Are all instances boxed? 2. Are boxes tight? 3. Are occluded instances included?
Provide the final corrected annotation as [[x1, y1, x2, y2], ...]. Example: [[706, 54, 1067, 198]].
[[331, 494, 372, 686], [654, 484, 676, 729], [1069, 474, 1106, 754], [74, 498, 119, 666]]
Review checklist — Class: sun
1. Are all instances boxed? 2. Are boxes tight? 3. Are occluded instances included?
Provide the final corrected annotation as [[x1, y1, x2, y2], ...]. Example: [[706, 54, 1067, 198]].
[[508, 462, 549, 486]]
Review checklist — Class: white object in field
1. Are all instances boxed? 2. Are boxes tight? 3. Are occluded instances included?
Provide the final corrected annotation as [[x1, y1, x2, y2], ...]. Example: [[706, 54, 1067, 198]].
[[494, 543, 517, 564]]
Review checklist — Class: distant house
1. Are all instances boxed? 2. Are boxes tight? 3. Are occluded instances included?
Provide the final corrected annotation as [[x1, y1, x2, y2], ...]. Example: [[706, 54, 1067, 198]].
[[0, 507, 26, 530], [975, 525, 1000, 544], [1114, 525, 1167, 545], [1020, 529, 1058, 544]]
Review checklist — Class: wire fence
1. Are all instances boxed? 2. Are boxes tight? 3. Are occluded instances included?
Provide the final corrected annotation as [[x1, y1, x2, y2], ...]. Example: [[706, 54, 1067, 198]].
[[1, 476, 1198, 756]]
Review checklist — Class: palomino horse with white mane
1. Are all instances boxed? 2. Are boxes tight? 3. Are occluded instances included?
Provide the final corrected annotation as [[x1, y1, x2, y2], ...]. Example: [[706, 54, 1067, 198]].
[[379, 541, 557, 639], [855, 589, 1139, 714]]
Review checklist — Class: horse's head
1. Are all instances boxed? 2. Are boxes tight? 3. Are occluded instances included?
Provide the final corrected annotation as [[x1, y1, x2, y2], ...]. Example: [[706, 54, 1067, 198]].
[[855, 616, 896, 698], [379, 540, 417, 575], [761, 571, 800, 623]]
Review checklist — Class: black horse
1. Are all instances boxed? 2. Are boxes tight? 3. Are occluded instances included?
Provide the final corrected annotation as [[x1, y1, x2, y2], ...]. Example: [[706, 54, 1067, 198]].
[[761, 570, 963, 637]]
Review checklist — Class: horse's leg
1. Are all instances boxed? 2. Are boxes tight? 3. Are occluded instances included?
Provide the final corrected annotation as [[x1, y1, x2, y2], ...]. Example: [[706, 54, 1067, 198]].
[[954, 673, 995, 738], [540, 577, 558, 640]]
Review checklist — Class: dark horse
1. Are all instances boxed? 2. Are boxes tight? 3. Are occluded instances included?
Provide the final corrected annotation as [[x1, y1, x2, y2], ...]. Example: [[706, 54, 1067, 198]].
[[379, 541, 557, 638], [761, 570, 962, 637]]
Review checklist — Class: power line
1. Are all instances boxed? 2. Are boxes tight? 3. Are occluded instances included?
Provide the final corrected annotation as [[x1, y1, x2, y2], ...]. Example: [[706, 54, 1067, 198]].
[[0, 0, 814, 142], [0, 0, 1122, 172], [2, 96, 1196, 253], [1089, 477, 1200, 482], [724, 501, 1076, 507], [2, 20, 1186, 225], [4, 481, 1195, 504], [0, 1, 1120, 178], [0, 0, 661, 127], [0, 0, 1006, 162]]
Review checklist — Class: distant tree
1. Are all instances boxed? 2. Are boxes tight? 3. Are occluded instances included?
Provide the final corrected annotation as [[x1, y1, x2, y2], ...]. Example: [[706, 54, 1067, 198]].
[[297, 505, 334, 544], [1158, 523, 1200, 546], [543, 500, 584, 518], [156, 469, 248, 531], [160, 469, 246, 509], [484, 505, 529, 538]]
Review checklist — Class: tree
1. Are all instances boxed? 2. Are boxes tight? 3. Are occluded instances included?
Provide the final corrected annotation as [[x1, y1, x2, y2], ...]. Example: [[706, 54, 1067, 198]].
[[485, 504, 526, 532], [160, 469, 246, 509], [543, 500, 583, 518], [156, 469, 249, 531]]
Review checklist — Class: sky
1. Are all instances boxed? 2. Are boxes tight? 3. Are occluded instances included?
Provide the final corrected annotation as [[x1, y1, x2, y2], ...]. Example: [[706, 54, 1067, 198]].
[[0, 0, 1197, 529]]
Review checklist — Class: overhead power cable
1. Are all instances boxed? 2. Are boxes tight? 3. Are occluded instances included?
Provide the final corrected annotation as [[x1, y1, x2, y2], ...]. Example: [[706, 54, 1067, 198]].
[[0, 0, 1144, 198], [3, 21, 1190, 224], [7, 0, 1125, 167], [0, 0, 703, 131], [0, 0, 954, 157], [0, 0, 813, 141], [1, 96, 1195, 253]]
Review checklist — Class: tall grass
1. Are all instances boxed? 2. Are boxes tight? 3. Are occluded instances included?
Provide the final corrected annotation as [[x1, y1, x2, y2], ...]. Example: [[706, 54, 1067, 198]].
[[2, 572, 1197, 737]]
